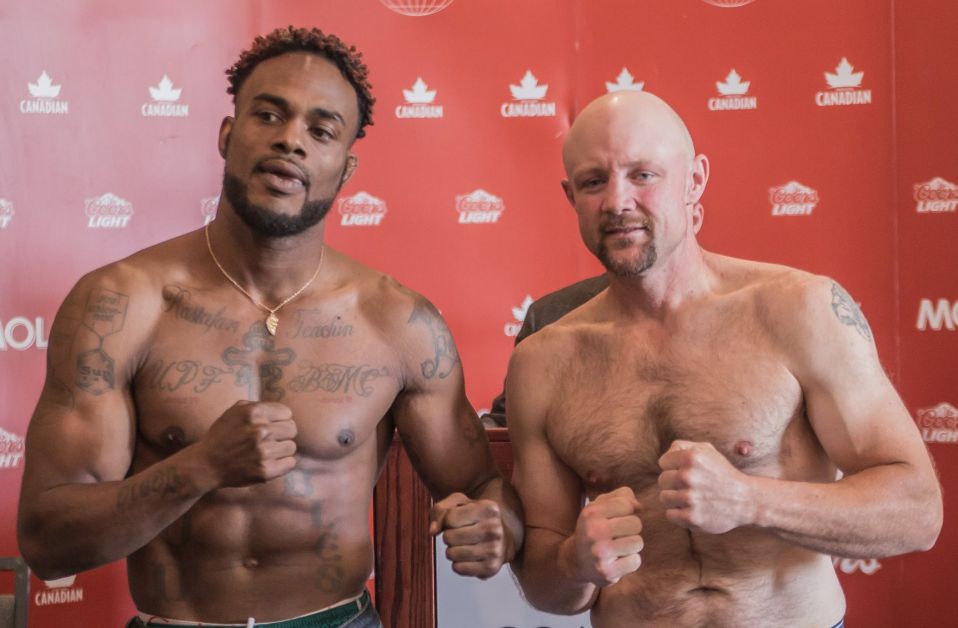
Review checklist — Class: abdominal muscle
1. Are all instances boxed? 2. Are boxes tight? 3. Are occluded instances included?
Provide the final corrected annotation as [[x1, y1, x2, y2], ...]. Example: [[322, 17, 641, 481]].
[[127, 472, 375, 623], [592, 493, 845, 628]]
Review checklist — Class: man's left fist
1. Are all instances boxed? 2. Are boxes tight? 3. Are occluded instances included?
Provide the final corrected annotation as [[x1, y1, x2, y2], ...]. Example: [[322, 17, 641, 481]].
[[430, 492, 509, 578], [657, 440, 757, 534]]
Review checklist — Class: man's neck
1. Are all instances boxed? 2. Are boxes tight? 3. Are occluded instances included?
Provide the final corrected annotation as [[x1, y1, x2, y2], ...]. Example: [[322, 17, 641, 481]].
[[604, 243, 715, 320], [205, 212, 328, 304]]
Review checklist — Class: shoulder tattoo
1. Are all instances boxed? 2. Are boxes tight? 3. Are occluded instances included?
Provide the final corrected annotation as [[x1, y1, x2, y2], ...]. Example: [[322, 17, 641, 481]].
[[407, 298, 460, 380], [830, 282, 873, 342]]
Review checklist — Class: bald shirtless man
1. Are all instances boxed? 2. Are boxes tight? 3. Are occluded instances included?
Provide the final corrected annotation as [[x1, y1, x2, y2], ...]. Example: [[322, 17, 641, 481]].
[[505, 91, 942, 627], [17, 27, 521, 628]]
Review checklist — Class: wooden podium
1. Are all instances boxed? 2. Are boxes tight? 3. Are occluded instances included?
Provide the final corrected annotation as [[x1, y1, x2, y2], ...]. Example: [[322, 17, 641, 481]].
[[373, 428, 514, 628]]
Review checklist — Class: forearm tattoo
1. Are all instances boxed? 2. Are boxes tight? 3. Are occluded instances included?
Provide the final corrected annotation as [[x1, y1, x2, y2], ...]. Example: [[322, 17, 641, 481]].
[[116, 467, 186, 511], [830, 282, 873, 341], [407, 299, 460, 379]]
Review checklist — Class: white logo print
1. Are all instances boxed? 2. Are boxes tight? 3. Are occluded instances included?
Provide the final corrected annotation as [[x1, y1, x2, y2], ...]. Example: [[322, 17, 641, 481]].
[[816, 58, 872, 107], [0, 198, 14, 229], [916, 298, 958, 331], [142, 75, 189, 117], [913, 177, 958, 213], [379, 0, 454, 16], [338, 191, 387, 227], [396, 78, 444, 119], [200, 195, 219, 225], [917, 402, 958, 444], [768, 181, 819, 216], [85, 192, 134, 229], [20, 71, 69, 115], [0, 316, 49, 351], [702, 0, 757, 7], [708, 69, 757, 111], [832, 557, 882, 575], [501, 71, 556, 118], [605, 67, 645, 93], [36, 575, 84, 606], [504, 296, 533, 336], [0, 428, 25, 469], [455, 189, 504, 224]]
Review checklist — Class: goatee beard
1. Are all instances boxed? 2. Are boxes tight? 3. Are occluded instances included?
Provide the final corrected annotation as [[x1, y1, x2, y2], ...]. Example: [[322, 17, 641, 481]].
[[222, 172, 336, 237], [597, 241, 658, 277]]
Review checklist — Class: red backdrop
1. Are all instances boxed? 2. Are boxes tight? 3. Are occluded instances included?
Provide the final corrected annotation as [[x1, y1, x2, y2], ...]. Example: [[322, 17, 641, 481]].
[[0, 1, 954, 625]]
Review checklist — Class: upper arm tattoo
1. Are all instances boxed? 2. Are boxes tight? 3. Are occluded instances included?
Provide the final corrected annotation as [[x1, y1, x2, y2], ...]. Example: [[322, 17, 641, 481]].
[[76, 288, 129, 395], [830, 282, 873, 342], [407, 298, 460, 380]]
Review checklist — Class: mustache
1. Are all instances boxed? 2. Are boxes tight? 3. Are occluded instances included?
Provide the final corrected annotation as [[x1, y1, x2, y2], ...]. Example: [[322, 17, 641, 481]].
[[600, 215, 652, 231]]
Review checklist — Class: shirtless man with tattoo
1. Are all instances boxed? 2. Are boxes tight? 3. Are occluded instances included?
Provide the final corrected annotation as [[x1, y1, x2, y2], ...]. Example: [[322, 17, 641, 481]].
[[17, 27, 522, 628], [505, 91, 942, 627]]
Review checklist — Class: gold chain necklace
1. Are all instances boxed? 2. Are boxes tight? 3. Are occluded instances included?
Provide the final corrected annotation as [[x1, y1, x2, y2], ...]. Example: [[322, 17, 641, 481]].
[[204, 223, 324, 336]]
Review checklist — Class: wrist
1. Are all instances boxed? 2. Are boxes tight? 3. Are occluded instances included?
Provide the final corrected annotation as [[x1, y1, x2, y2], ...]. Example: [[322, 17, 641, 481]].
[[743, 474, 768, 528]]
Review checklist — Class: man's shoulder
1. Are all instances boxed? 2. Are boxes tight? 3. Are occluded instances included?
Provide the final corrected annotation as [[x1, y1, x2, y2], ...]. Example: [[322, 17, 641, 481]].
[[724, 257, 844, 339], [70, 232, 197, 301]]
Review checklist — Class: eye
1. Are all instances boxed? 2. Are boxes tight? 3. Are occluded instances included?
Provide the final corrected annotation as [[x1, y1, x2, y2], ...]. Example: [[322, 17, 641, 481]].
[[255, 110, 281, 123], [580, 178, 604, 190], [633, 171, 656, 182], [310, 126, 335, 141]]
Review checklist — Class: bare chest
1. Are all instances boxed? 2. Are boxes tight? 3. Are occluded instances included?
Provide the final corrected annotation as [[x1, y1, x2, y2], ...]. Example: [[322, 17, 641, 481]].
[[133, 298, 401, 462], [548, 324, 805, 494]]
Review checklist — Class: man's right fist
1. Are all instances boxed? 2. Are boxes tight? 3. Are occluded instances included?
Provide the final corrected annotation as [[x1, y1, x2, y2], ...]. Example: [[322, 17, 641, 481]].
[[568, 486, 643, 587], [197, 400, 298, 488]]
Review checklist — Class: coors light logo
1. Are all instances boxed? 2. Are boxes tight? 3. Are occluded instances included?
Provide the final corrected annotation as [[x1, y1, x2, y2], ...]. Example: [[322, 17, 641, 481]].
[[85, 193, 134, 229], [456, 189, 504, 224], [769, 181, 819, 216], [917, 403, 958, 444], [338, 191, 387, 227], [0, 428, 25, 469], [913, 177, 958, 214], [0, 198, 13, 229]]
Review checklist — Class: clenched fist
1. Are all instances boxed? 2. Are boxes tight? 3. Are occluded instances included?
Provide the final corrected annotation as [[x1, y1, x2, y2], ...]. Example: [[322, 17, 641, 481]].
[[430, 492, 509, 579], [195, 400, 298, 488], [657, 440, 757, 534], [567, 486, 643, 587]]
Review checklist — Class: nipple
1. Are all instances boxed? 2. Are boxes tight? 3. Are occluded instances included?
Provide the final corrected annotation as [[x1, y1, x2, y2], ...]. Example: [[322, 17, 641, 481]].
[[163, 426, 186, 451], [734, 440, 753, 457], [337, 429, 355, 447]]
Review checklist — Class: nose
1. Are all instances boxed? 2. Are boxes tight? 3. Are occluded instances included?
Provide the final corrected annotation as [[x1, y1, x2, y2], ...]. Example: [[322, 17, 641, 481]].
[[601, 175, 635, 214], [270, 121, 307, 158]]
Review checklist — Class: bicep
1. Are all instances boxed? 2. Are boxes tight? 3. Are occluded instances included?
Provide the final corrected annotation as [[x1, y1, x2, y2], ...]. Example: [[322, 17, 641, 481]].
[[22, 283, 139, 495], [790, 280, 929, 474], [506, 346, 582, 534]]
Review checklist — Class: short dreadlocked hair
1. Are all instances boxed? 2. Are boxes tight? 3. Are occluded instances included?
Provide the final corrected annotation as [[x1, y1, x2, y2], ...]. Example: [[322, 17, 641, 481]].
[[226, 26, 375, 139]]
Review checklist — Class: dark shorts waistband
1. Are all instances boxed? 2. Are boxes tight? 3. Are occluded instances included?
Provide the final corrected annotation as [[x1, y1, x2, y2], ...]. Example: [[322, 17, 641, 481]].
[[128, 589, 375, 628]]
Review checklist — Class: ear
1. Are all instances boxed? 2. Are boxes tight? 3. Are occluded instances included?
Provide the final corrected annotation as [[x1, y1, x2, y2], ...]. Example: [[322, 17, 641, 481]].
[[218, 117, 234, 159], [685, 154, 709, 206], [561, 179, 575, 209], [691, 202, 705, 234], [341, 153, 359, 185]]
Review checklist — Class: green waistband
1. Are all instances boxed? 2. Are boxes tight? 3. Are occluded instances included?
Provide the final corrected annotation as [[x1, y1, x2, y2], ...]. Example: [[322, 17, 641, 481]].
[[139, 590, 371, 628]]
